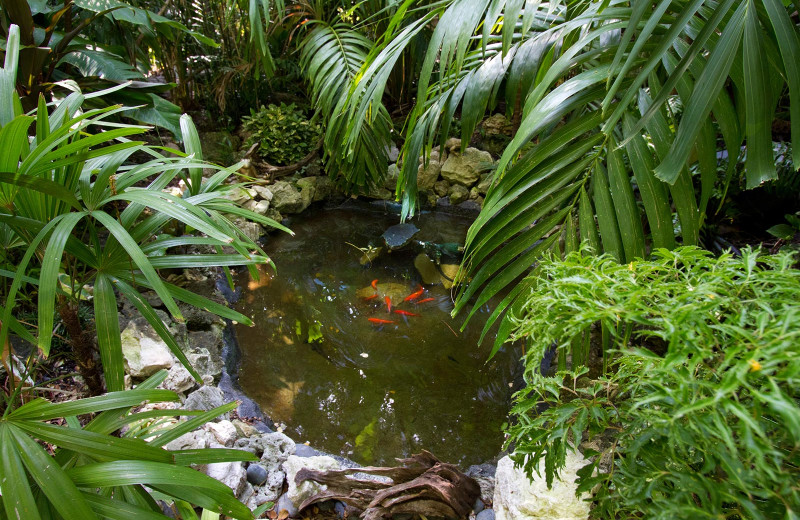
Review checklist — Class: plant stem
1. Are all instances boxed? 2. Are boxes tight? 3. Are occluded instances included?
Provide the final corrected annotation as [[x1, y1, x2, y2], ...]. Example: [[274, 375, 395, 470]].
[[58, 301, 105, 396]]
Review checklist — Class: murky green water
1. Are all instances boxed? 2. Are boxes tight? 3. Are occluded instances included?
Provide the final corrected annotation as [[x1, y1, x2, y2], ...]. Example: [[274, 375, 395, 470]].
[[233, 204, 520, 466]]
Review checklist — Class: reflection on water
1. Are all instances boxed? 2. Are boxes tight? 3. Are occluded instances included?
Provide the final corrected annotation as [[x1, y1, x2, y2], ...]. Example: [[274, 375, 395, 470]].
[[233, 204, 520, 466]]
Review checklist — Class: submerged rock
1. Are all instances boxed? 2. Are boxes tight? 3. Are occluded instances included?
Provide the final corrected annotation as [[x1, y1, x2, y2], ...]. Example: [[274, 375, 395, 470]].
[[493, 453, 591, 520], [382, 223, 420, 251]]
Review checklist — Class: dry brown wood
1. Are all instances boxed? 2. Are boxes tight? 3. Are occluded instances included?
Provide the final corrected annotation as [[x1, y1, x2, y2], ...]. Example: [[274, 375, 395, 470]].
[[296, 451, 480, 519], [246, 138, 324, 182]]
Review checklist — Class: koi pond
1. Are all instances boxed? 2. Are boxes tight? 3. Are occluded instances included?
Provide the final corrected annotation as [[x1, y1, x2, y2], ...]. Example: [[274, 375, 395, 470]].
[[232, 203, 521, 466]]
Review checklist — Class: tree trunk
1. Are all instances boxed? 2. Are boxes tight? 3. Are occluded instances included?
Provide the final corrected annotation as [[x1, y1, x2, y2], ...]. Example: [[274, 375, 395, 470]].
[[58, 301, 105, 396]]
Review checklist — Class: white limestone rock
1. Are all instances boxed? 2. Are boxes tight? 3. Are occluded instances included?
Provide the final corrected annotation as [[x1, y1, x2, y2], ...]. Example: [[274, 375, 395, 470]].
[[207, 420, 238, 447], [204, 461, 248, 497], [283, 454, 341, 508], [494, 453, 591, 520], [160, 364, 196, 394], [121, 318, 174, 378]]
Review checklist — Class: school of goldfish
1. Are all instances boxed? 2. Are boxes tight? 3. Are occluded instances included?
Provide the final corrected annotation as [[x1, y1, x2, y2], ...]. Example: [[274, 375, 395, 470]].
[[364, 279, 433, 326]]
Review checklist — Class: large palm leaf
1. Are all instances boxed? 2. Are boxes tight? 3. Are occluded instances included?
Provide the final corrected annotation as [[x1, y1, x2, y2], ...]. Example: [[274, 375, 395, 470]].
[[333, 0, 800, 347], [300, 20, 394, 190]]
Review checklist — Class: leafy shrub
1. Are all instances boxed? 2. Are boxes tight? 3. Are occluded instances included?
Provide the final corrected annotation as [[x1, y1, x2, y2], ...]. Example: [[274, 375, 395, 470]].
[[242, 103, 323, 166], [504, 247, 800, 519]]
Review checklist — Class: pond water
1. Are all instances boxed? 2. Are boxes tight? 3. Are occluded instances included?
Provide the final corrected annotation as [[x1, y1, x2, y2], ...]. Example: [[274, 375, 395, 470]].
[[232, 203, 521, 466]]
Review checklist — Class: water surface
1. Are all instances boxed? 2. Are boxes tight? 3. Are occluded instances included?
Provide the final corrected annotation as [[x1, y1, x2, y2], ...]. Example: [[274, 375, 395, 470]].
[[233, 204, 520, 466]]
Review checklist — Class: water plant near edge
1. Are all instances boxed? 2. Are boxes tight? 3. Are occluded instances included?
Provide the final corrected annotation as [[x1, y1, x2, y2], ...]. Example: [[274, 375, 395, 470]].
[[0, 24, 289, 395], [504, 247, 800, 519]]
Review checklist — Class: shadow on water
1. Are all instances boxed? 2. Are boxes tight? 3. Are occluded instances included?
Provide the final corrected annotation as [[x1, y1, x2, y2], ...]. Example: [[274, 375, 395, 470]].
[[233, 203, 521, 466]]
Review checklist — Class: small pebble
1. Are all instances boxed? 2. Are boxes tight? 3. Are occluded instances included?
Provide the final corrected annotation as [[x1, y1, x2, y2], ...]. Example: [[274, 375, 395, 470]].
[[476, 509, 495, 520], [246, 463, 268, 486], [334, 501, 347, 519]]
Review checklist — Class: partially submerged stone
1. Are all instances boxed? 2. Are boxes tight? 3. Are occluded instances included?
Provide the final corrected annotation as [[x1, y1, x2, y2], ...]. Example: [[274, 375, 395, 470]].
[[381, 223, 420, 251]]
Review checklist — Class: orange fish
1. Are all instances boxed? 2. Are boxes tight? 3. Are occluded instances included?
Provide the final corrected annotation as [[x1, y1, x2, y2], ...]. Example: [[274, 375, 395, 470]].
[[363, 294, 378, 301], [368, 318, 394, 325], [385, 296, 392, 312], [404, 286, 425, 302], [416, 298, 435, 304], [371, 279, 378, 289], [394, 310, 420, 317]]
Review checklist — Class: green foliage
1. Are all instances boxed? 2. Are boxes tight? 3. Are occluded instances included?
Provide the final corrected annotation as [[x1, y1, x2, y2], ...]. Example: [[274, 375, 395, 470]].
[[0, 24, 289, 393], [0, 0, 207, 134], [242, 103, 322, 166], [327, 0, 800, 334], [504, 247, 800, 519], [299, 20, 393, 191], [0, 370, 257, 520]]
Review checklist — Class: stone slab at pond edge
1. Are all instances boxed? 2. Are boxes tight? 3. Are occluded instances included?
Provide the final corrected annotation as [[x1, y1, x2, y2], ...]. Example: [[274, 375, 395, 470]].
[[493, 453, 591, 520]]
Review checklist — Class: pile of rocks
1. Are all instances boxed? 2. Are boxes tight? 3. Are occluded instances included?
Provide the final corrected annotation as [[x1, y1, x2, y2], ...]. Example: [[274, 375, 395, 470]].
[[383, 138, 495, 210]]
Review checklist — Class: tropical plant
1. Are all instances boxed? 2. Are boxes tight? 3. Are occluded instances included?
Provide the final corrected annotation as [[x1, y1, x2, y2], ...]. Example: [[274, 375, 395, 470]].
[[0, 0, 214, 134], [0, 368, 258, 520], [0, 24, 289, 395], [242, 103, 322, 166], [326, 0, 800, 335], [503, 247, 800, 519]]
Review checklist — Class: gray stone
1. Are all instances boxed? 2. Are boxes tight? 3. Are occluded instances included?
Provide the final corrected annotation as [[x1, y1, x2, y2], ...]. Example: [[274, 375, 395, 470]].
[[231, 217, 264, 243], [440, 148, 493, 187], [207, 420, 238, 447], [165, 430, 213, 451], [474, 497, 486, 514], [433, 179, 450, 197], [276, 493, 299, 518], [246, 463, 269, 486], [385, 163, 400, 190], [283, 455, 341, 509], [232, 419, 259, 438], [444, 137, 462, 154], [382, 223, 420, 251], [183, 385, 227, 414], [448, 184, 470, 205], [244, 198, 271, 215], [466, 463, 497, 505], [253, 185, 274, 201], [259, 432, 296, 470], [188, 327, 224, 354], [481, 113, 514, 136], [294, 444, 322, 457], [223, 186, 257, 205], [296, 176, 336, 203], [160, 364, 196, 395], [270, 181, 308, 214], [334, 501, 347, 518], [476, 172, 493, 195], [493, 453, 591, 520], [185, 348, 223, 384], [386, 143, 400, 163], [121, 318, 174, 379], [204, 461, 247, 497], [476, 509, 496, 520], [417, 150, 443, 190]]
